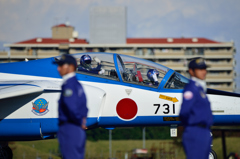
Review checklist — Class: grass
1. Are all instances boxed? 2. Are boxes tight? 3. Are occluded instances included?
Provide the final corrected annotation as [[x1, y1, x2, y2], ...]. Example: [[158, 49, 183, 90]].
[[8, 137, 240, 159], [85, 139, 186, 159], [212, 137, 240, 159], [9, 139, 61, 159]]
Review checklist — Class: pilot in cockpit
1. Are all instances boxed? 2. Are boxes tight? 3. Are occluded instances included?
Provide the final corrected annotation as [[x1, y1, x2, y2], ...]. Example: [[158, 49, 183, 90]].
[[147, 69, 159, 86], [77, 54, 105, 75]]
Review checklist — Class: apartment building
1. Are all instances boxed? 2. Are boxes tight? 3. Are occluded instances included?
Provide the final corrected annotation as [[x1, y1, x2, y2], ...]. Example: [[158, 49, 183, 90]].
[[2, 23, 236, 92]]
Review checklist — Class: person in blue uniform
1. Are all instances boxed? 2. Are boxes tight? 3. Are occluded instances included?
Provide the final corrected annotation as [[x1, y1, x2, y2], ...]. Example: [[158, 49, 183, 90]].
[[53, 54, 88, 159], [77, 54, 105, 74], [147, 69, 159, 86], [179, 57, 213, 159]]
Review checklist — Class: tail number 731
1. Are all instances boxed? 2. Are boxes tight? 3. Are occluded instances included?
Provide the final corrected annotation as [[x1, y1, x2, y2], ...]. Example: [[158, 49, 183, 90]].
[[153, 104, 176, 114]]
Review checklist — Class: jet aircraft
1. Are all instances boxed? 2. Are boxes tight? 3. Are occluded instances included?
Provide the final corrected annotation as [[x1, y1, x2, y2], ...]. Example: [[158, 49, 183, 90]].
[[0, 52, 240, 158]]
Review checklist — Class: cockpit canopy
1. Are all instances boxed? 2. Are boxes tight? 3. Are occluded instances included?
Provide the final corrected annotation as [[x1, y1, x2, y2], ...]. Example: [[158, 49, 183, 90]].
[[55, 53, 188, 89]]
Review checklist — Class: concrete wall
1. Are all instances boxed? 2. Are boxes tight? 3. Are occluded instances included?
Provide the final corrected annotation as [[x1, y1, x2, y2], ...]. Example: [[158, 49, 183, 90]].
[[52, 26, 74, 39]]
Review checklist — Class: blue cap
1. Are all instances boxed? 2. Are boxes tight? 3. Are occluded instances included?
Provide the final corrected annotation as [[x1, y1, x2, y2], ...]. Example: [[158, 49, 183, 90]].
[[53, 54, 77, 68], [188, 57, 209, 69]]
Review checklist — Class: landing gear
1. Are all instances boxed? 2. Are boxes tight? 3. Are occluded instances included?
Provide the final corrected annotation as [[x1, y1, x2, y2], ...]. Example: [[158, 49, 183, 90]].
[[0, 142, 13, 159], [227, 152, 240, 159], [209, 149, 217, 159]]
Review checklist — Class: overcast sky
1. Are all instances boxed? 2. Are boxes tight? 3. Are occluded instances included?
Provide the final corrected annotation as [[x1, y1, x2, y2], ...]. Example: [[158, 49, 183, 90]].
[[0, 0, 240, 90]]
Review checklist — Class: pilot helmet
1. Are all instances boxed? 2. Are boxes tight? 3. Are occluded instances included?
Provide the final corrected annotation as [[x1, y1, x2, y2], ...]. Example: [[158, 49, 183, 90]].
[[80, 55, 92, 67], [147, 69, 159, 82]]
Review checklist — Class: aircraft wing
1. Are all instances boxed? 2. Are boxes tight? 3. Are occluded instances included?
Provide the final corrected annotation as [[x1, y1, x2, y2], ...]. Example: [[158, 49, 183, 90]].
[[0, 81, 61, 100]]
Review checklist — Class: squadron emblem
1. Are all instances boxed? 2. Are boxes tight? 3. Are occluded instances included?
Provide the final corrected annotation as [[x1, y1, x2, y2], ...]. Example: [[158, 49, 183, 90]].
[[32, 98, 49, 116]]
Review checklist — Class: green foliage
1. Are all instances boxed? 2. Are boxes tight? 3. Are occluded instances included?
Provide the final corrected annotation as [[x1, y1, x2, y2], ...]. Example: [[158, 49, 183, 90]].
[[86, 127, 109, 141], [86, 126, 171, 141], [146, 126, 171, 139]]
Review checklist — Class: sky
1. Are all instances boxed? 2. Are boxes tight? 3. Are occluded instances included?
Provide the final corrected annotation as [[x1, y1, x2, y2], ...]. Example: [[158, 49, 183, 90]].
[[0, 0, 240, 90]]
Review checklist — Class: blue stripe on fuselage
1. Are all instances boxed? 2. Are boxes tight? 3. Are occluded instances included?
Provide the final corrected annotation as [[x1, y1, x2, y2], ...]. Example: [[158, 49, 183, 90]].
[[0, 117, 98, 141], [0, 58, 61, 79], [0, 115, 239, 140], [0, 114, 239, 133], [0, 56, 182, 93], [97, 115, 240, 127]]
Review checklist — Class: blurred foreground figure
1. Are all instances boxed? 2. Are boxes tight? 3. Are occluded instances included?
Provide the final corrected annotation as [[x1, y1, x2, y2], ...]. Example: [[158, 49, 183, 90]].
[[53, 54, 88, 159], [179, 58, 213, 159]]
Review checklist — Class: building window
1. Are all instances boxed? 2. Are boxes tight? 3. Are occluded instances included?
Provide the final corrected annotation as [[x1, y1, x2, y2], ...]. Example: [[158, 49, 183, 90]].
[[135, 49, 143, 56]]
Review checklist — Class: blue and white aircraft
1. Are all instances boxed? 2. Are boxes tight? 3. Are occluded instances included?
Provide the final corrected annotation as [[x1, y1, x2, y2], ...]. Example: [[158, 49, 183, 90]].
[[0, 52, 240, 158]]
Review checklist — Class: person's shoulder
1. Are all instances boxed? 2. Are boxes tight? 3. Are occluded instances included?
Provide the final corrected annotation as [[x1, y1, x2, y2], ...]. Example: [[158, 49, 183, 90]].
[[183, 80, 198, 92], [182, 80, 197, 101], [65, 76, 78, 86], [64, 77, 81, 95]]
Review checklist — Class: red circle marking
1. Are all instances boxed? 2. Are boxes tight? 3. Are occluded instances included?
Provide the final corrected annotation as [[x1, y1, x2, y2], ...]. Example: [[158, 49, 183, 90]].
[[116, 98, 138, 120]]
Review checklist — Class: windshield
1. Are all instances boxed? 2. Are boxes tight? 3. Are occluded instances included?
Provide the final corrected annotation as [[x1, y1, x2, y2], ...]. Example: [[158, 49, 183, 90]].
[[117, 54, 169, 87], [164, 72, 189, 89]]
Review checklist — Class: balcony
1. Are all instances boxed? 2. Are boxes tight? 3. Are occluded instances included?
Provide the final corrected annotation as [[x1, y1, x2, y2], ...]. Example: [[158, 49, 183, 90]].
[[69, 49, 86, 54], [106, 49, 135, 56], [206, 78, 233, 83], [207, 62, 233, 70], [204, 50, 233, 58], [154, 50, 185, 58], [10, 50, 33, 58], [37, 50, 59, 58], [207, 71, 234, 77], [10, 49, 60, 59], [159, 62, 185, 70], [206, 71, 234, 82], [0, 51, 8, 58], [207, 82, 235, 92], [208, 85, 234, 92]]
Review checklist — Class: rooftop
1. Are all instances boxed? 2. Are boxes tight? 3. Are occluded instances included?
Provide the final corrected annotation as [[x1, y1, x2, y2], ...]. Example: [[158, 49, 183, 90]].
[[13, 37, 219, 45], [16, 38, 88, 44], [51, 23, 74, 28], [127, 38, 219, 44]]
